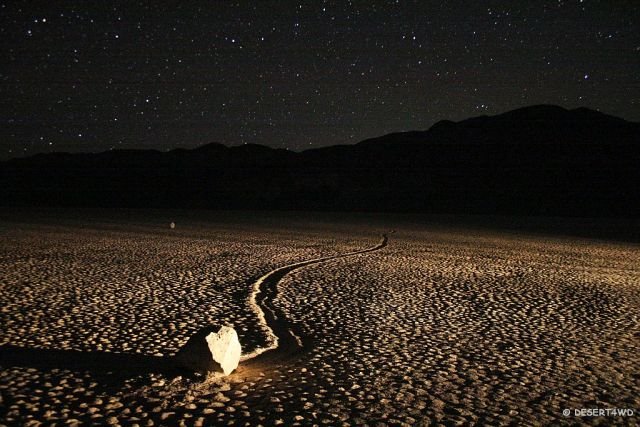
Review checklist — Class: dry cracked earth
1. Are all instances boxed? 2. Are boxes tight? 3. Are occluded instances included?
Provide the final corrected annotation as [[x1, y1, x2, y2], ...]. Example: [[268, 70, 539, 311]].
[[0, 210, 638, 426]]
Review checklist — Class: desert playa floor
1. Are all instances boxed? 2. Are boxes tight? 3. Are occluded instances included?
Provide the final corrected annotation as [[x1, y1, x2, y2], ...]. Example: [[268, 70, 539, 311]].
[[0, 209, 638, 426]]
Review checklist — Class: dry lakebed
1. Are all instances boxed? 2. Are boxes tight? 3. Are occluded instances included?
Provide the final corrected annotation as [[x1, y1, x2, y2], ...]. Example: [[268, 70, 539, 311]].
[[0, 209, 638, 426]]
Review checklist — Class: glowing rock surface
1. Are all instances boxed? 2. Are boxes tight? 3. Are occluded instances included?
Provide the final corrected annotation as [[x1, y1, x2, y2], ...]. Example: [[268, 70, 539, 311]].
[[206, 326, 242, 375], [175, 325, 242, 375]]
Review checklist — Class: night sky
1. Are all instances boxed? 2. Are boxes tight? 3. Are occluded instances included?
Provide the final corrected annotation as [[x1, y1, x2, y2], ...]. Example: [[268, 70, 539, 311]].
[[1, 1, 638, 159]]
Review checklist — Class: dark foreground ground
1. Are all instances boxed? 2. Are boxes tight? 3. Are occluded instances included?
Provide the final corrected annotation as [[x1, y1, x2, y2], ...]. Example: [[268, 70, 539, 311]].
[[0, 209, 638, 426]]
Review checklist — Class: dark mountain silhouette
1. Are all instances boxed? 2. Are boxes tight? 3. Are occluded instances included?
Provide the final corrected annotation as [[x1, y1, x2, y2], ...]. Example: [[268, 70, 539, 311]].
[[2, 105, 639, 216]]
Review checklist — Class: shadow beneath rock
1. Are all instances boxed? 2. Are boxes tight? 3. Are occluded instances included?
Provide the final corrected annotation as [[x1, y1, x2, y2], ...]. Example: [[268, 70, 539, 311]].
[[0, 325, 237, 383], [0, 344, 186, 380]]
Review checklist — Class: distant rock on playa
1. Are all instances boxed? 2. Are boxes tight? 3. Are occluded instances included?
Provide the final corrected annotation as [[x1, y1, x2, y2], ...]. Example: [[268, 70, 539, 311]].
[[175, 325, 242, 375]]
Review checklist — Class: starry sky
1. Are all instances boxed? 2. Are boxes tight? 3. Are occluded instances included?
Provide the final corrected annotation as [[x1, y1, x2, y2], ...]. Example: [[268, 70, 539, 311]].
[[1, 1, 638, 159]]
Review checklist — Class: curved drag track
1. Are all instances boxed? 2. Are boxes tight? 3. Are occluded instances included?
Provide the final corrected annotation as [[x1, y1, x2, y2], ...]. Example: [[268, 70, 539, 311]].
[[242, 234, 388, 364]]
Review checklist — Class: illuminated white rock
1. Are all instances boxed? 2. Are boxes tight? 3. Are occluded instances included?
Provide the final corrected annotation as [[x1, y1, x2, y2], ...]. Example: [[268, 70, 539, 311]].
[[206, 326, 242, 375], [169, 222, 176, 229], [175, 325, 242, 375]]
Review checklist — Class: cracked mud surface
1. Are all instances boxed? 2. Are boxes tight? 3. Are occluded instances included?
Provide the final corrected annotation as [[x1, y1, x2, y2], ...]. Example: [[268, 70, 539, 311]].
[[274, 230, 639, 425], [0, 210, 638, 426]]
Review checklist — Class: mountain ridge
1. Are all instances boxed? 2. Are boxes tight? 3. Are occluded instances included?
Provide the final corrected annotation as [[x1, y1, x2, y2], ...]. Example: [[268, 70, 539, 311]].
[[2, 105, 639, 216], [5, 105, 636, 163]]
